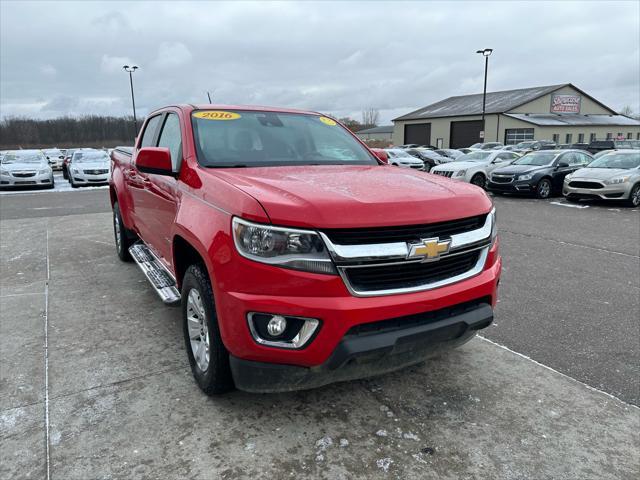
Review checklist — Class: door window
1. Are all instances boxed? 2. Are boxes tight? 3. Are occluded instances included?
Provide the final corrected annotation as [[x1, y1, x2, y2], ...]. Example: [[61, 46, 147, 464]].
[[157, 113, 183, 170], [139, 115, 163, 148]]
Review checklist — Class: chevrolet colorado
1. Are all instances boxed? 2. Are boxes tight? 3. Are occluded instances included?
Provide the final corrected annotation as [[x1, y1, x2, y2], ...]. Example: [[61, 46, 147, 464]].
[[110, 105, 501, 394]]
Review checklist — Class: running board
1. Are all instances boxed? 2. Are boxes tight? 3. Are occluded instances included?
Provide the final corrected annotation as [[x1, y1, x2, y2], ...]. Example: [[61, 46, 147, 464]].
[[129, 243, 181, 306]]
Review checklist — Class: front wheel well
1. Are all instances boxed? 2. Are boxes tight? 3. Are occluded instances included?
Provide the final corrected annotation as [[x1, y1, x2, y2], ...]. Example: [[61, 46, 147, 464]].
[[173, 236, 207, 288]]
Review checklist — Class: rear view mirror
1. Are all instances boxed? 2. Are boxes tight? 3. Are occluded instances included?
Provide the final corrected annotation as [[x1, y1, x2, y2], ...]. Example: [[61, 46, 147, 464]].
[[136, 147, 174, 175]]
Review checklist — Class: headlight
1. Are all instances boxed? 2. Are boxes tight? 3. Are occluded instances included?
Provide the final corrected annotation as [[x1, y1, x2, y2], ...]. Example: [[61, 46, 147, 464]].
[[232, 217, 337, 275], [564, 174, 573, 182], [0, 168, 8, 176], [490, 207, 497, 242], [518, 173, 534, 181], [605, 176, 630, 185], [455, 169, 467, 177], [38, 169, 49, 175]]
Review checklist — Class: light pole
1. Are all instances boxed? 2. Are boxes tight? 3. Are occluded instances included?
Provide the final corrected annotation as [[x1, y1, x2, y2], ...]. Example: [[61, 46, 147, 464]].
[[123, 65, 139, 138], [476, 48, 492, 142]]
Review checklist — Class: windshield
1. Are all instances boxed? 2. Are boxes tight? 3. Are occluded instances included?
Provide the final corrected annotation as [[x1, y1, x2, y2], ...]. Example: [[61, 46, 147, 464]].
[[513, 151, 558, 166], [1, 152, 45, 164], [587, 152, 640, 169], [515, 141, 535, 148], [73, 152, 109, 163], [458, 151, 492, 162], [192, 110, 376, 167]]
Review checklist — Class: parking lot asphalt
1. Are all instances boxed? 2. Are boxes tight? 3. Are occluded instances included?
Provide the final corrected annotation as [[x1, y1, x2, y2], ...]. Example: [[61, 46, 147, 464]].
[[1, 189, 639, 479]]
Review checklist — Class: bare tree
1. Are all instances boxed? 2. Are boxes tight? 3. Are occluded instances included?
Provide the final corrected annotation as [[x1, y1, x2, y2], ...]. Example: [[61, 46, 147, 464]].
[[361, 108, 380, 129], [620, 105, 634, 117]]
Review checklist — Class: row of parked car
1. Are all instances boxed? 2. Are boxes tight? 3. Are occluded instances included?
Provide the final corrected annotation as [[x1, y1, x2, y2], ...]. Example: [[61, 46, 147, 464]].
[[377, 145, 640, 207], [0, 147, 111, 190]]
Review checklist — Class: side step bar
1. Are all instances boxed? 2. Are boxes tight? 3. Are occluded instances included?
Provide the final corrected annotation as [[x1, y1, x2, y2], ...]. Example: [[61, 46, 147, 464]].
[[129, 243, 181, 306]]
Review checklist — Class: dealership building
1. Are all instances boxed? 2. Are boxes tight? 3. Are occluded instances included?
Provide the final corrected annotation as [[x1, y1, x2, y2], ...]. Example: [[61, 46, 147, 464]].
[[392, 83, 640, 148]]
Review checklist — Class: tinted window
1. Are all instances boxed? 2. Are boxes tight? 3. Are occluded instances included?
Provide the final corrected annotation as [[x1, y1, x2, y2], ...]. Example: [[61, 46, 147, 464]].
[[140, 115, 163, 148], [192, 110, 376, 167], [157, 114, 182, 170], [513, 152, 558, 166]]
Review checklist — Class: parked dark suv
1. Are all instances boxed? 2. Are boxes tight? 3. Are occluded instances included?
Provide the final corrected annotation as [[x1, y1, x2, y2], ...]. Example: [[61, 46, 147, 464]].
[[487, 150, 593, 199], [587, 140, 633, 154]]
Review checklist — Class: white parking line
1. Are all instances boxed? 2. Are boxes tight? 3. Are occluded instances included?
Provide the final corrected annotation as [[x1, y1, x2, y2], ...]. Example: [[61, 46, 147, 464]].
[[479, 336, 638, 409], [550, 201, 589, 209], [44, 222, 51, 480]]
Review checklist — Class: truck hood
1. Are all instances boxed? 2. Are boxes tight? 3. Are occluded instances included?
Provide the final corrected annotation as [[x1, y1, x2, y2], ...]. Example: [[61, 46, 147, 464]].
[[209, 165, 492, 229], [570, 167, 636, 181]]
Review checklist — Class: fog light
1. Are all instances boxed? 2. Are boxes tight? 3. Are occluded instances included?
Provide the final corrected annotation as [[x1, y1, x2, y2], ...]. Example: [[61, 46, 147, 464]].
[[247, 312, 320, 349], [267, 315, 287, 337]]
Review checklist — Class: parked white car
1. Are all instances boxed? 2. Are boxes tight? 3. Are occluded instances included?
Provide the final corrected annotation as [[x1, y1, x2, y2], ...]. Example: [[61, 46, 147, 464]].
[[430, 150, 521, 188], [68, 149, 111, 188], [0, 150, 54, 189], [42, 148, 65, 170], [384, 149, 425, 170]]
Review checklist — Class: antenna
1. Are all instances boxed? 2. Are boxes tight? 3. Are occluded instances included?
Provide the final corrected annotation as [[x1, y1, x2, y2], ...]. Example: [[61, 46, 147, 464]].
[[207, 91, 212, 103]]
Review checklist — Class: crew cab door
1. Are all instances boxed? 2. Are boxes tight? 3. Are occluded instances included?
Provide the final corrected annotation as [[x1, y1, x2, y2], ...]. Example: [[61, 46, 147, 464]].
[[127, 114, 164, 240], [140, 112, 182, 263]]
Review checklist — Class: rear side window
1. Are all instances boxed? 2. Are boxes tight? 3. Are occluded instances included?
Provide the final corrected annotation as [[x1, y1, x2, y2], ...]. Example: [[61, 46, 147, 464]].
[[157, 114, 182, 170], [139, 115, 163, 148]]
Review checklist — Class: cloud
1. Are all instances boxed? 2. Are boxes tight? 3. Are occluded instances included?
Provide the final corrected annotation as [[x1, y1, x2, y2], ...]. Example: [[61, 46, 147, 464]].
[[1, 1, 638, 122], [100, 55, 136, 74], [153, 42, 193, 69], [40, 64, 57, 77]]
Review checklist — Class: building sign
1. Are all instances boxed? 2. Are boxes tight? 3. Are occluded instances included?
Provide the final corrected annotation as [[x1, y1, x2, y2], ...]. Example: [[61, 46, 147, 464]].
[[550, 94, 581, 113]]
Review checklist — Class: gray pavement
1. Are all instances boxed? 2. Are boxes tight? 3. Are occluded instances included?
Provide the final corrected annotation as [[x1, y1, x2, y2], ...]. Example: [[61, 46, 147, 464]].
[[1, 190, 639, 479]]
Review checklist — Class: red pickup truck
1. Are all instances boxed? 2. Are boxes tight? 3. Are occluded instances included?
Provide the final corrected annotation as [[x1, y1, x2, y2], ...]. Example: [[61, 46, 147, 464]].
[[110, 105, 501, 394]]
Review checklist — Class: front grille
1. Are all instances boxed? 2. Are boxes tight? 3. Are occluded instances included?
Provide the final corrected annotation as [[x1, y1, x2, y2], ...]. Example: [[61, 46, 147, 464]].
[[12, 172, 36, 178], [433, 170, 454, 178], [346, 297, 492, 337], [491, 175, 514, 184], [569, 181, 603, 189], [344, 250, 481, 293], [323, 215, 486, 245], [83, 169, 108, 175]]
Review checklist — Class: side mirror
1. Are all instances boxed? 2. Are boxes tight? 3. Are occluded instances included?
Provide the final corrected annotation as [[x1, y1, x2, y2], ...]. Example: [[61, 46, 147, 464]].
[[557, 161, 569, 168], [136, 147, 174, 175], [370, 148, 388, 164]]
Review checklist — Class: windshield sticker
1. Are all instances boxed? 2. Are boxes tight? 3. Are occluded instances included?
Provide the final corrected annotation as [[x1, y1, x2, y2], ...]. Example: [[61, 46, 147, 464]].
[[193, 111, 241, 121], [319, 116, 337, 126]]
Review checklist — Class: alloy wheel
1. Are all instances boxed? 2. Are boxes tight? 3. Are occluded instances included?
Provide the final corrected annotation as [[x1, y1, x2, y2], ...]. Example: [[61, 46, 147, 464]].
[[186, 288, 210, 372], [114, 212, 122, 253], [632, 185, 640, 207]]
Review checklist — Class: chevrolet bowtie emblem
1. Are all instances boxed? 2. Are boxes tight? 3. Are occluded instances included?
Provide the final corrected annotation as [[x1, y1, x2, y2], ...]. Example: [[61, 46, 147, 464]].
[[407, 237, 451, 261]]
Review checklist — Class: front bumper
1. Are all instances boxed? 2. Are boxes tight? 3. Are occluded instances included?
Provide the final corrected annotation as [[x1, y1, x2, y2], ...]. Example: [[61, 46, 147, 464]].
[[231, 300, 493, 392], [487, 179, 534, 193], [0, 172, 53, 188], [563, 181, 631, 200], [71, 172, 110, 184]]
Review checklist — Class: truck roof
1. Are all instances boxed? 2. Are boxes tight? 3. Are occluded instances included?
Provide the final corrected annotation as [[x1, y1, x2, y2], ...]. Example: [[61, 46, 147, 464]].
[[150, 104, 323, 117]]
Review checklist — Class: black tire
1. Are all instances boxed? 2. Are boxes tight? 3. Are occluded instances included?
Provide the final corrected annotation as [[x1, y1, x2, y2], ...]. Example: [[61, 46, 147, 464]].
[[536, 178, 552, 199], [627, 183, 640, 208], [113, 202, 134, 261], [62, 168, 68, 180], [182, 264, 234, 395], [470, 173, 486, 189]]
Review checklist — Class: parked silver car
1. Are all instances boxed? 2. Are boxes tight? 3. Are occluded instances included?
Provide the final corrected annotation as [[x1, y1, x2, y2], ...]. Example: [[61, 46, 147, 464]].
[[0, 150, 54, 189], [68, 150, 111, 188], [563, 150, 640, 207], [384, 148, 425, 170], [42, 148, 65, 170]]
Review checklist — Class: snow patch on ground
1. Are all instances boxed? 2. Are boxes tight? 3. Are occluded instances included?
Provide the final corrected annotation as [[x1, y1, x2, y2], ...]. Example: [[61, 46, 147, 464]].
[[376, 457, 393, 472]]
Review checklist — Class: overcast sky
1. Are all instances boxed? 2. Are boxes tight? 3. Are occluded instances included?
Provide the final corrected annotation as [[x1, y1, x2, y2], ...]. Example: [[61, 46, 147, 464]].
[[1, 1, 639, 124]]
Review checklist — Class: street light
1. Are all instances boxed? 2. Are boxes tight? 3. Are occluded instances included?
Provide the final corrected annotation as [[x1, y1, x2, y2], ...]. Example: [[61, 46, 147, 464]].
[[476, 48, 493, 142], [123, 65, 139, 138]]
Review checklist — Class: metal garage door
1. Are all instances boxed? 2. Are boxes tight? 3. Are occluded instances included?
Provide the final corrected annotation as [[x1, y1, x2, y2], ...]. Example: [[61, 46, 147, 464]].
[[404, 123, 431, 145], [450, 120, 482, 148]]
